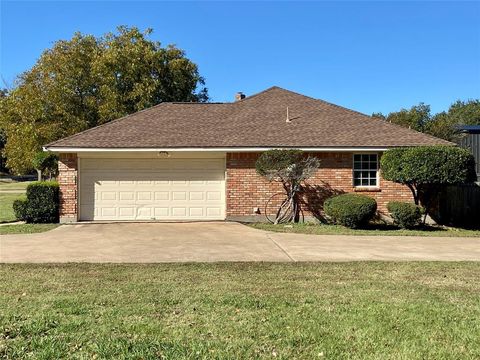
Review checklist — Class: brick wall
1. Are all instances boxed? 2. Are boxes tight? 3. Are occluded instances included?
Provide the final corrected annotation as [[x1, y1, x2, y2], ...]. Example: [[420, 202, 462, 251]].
[[58, 153, 78, 223], [226, 152, 412, 220]]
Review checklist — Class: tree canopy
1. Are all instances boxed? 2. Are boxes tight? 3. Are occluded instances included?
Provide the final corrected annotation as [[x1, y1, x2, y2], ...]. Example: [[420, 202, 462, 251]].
[[372, 103, 431, 132], [373, 99, 480, 141], [381, 146, 476, 213], [0, 26, 208, 174]]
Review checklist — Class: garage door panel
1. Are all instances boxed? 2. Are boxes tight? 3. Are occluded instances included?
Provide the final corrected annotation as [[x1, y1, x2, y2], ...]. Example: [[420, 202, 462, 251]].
[[80, 158, 225, 221]]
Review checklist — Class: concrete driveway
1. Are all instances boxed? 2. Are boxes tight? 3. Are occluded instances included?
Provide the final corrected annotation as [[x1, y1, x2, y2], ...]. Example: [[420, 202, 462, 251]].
[[1, 222, 480, 263]]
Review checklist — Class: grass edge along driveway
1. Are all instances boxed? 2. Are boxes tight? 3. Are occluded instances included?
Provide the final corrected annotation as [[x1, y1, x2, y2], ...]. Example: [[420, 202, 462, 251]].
[[0, 262, 479, 359], [249, 222, 480, 237]]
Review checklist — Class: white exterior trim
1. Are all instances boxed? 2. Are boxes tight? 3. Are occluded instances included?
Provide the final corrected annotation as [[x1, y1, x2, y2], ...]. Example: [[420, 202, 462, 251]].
[[45, 146, 390, 153]]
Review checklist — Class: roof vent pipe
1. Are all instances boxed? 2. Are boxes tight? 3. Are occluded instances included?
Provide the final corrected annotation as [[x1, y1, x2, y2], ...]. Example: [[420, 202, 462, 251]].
[[235, 92, 246, 101]]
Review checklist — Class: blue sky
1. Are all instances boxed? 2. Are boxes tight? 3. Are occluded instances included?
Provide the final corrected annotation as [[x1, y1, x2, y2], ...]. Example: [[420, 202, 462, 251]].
[[1, 1, 479, 115]]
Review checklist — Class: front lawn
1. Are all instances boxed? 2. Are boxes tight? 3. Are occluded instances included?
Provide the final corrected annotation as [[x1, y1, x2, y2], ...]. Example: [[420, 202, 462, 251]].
[[0, 180, 32, 191], [0, 223, 59, 235], [249, 222, 480, 237], [0, 263, 479, 359], [0, 193, 25, 223]]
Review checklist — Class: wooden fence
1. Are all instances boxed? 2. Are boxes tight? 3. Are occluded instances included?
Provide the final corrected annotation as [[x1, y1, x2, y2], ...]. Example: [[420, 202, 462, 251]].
[[431, 184, 480, 228]]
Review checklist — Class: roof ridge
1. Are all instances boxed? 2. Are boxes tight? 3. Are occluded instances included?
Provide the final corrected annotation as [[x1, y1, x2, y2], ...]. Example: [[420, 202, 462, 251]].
[[232, 86, 281, 103], [45, 103, 167, 147]]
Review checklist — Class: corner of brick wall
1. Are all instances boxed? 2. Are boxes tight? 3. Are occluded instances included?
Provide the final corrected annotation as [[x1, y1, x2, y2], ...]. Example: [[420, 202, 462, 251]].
[[58, 153, 78, 223], [225, 152, 413, 219]]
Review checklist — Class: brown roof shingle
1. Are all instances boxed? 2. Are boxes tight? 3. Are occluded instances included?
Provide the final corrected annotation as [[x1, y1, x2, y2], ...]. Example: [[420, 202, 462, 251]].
[[46, 86, 452, 149]]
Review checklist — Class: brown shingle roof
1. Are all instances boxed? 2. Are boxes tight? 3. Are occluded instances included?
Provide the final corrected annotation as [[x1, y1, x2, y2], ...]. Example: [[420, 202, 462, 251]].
[[46, 86, 452, 149]]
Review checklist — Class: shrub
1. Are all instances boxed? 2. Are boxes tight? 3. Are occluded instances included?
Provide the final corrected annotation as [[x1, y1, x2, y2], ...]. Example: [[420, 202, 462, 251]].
[[324, 194, 377, 228], [18, 181, 60, 223], [387, 201, 422, 229], [13, 198, 28, 221], [381, 146, 476, 205]]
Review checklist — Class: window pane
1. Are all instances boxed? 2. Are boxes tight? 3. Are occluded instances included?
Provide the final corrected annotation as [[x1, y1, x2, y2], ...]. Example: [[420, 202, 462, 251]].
[[362, 171, 369, 178], [362, 179, 369, 186], [370, 171, 376, 178], [369, 178, 377, 186], [362, 154, 369, 162], [354, 162, 362, 169], [354, 178, 361, 186], [354, 154, 361, 162], [368, 162, 377, 169], [369, 154, 377, 162]]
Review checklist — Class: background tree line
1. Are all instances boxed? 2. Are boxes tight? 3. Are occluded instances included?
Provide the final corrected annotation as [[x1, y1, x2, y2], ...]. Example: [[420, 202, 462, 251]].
[[372, 99, 480, 141], [0, 26, 208, 174]]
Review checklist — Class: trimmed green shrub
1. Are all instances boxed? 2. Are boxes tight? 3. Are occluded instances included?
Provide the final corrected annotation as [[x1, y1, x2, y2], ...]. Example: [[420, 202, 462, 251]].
[[324, 194, 377, 228], [17, 181, 60, 223], [387, 201, 422, 229], [381, 146, 476, 206], [13, 198, 28, 221]]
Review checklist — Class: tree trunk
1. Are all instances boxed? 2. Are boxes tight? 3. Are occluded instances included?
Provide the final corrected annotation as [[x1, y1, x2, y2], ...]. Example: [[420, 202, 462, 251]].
[[36, 169, 42, 182]]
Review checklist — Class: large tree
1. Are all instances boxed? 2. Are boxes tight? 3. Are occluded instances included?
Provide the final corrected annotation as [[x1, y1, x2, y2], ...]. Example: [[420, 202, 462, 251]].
[[0, 26, 208, 174], [426, 100, 480, 141], [372, 103, 431, 132], [373, 99, 480, 141]]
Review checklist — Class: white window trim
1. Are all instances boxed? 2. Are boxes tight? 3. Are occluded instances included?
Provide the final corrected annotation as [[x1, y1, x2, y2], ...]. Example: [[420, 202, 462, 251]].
[[352, 153, 380, 188]]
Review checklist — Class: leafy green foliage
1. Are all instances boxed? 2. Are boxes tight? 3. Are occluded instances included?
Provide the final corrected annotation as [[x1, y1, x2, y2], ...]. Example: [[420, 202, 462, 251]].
[[15, 181, 59, 223], [372, 103, 431, 132], [373, 99, 480, 141], [381, 146, 476, 220], [381, 146, 476, 190], [387, 201, 422, 229], [256, 150, 320, 223], [0, 26, 208, 174], [427, 100, 480, 141], [32, 152, 58, 179], [255, 149, 304, 178], [13, 198, 28, 221], [324, 194, 377, 228]]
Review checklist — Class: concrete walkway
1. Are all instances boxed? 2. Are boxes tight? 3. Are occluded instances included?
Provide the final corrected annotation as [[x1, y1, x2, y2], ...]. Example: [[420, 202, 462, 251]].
[[1, 222, 479, 263]]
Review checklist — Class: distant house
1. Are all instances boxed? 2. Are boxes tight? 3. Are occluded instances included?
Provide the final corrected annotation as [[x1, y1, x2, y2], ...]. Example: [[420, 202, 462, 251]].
[[44, 86, 452, 223], [457, 125, 480, 182]]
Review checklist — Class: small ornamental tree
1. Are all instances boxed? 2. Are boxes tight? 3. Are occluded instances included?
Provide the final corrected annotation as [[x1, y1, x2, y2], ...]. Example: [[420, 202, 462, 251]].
[[381, 146, 476, 221], [256, 149, 320, 224]]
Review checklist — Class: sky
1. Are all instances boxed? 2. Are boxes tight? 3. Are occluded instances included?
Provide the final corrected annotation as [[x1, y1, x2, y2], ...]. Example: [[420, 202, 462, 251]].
[[1, 1, 479, 115]]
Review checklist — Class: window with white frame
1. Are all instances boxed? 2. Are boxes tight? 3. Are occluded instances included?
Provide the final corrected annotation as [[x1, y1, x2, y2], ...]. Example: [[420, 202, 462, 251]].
[[353, 154, 378, 187]]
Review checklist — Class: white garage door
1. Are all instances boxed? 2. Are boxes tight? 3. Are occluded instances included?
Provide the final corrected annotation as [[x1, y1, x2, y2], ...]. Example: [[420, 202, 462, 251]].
[[79, 158, 225, 221]]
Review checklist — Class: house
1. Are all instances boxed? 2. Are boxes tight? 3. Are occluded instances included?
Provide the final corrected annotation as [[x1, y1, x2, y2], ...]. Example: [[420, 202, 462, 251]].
[[44, 86, 451, 223]]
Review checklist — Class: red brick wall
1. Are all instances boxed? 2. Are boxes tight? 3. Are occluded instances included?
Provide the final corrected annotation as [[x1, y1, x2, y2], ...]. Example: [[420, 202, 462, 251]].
[[58, 153, 78, 222], [226, 152, 412, 219]]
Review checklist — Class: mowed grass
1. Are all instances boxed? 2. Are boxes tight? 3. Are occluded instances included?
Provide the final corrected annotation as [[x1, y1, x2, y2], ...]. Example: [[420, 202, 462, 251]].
[[0, 181, 32, 191], [0, 224, 59, 235], [0, 263, 479, 359], [0, 193, 25, 223], [250, 222, 480, 237]]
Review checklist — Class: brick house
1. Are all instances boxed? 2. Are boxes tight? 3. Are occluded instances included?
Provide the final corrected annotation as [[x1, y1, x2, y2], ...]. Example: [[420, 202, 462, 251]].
[[44, 86, 451, 223]]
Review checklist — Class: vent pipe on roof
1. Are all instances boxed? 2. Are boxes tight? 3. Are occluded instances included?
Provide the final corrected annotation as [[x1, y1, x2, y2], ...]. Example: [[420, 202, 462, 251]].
[[235, 92, 246, 101], [286, 107, 291, 123]]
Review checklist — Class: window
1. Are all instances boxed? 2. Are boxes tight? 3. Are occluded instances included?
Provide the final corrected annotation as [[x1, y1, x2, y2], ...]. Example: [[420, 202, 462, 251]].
[[353, 154, 378, 187]]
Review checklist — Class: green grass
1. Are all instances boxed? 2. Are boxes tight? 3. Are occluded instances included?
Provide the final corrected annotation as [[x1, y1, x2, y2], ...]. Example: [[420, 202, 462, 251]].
[[249, 222, 480, 237], [0, 223, 59, 235], [0, 180, 32, 191], [0, 193, 25, 223], [0, 263, 479, 359]]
